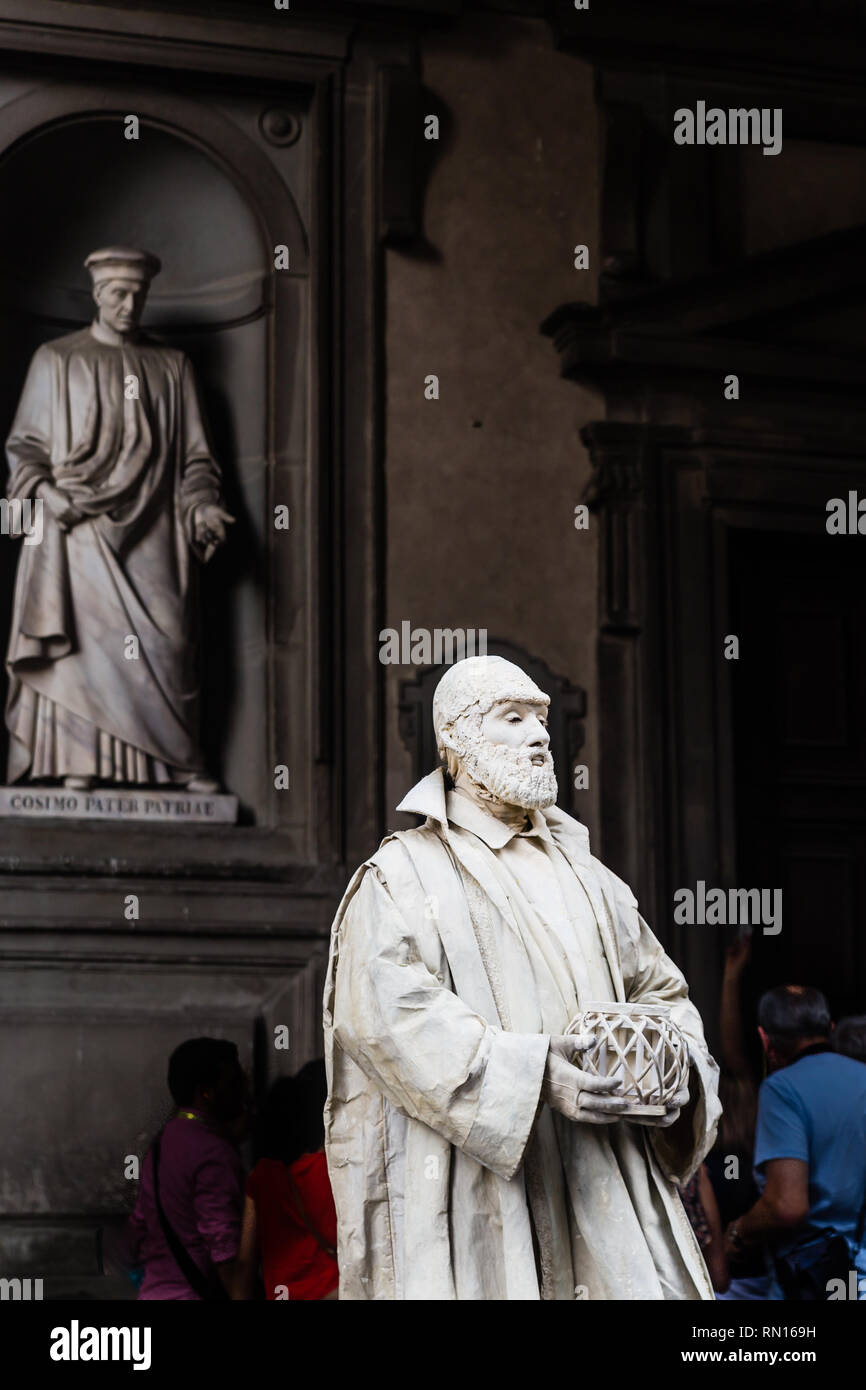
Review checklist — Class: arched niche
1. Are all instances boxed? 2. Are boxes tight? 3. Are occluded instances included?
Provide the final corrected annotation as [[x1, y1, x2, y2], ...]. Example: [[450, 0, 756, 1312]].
[[0, 90, 310, 828]]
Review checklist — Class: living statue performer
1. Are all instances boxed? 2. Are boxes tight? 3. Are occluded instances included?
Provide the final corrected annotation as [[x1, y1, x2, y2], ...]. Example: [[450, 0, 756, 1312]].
[[5, 246, 234, 792], [324, 655, 721, 1299]]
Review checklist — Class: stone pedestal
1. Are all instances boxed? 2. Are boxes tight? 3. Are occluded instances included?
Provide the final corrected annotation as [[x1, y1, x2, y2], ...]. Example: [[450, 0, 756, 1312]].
[[0, 786, 238, 824]]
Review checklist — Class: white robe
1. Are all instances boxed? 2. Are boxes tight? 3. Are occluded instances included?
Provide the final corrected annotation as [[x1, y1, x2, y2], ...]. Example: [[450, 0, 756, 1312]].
[[323, 769, 721, 1300]]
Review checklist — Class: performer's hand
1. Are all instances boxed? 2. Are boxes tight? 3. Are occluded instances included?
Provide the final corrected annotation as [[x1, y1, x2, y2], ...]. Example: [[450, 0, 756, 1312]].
[[548, 1032, 596, 1062], [37, 481, 85, 531], [542, 1039, 629, 1126], [194, 504, 235, 562], [627, 1085, 691, 1129]]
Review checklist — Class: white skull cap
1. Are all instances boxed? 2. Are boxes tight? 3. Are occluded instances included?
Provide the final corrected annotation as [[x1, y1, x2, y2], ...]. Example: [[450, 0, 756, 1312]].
[[432, 655, 549, 751]]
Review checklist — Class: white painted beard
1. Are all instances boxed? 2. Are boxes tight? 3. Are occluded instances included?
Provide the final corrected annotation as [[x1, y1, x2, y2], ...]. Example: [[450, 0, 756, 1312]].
[[455, 736, 558, 810]]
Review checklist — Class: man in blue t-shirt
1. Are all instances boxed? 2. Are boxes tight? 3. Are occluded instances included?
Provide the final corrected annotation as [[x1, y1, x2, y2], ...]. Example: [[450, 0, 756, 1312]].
[[723, 984, 866, 1300]]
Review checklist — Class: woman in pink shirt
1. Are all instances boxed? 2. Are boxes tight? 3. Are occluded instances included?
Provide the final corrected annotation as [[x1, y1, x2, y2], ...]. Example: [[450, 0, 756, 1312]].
[[129, 1037, 249, 1300]]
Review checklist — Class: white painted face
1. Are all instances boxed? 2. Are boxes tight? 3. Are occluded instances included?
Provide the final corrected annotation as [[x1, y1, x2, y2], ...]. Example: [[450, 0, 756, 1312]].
[[452, 698, 558, 810]]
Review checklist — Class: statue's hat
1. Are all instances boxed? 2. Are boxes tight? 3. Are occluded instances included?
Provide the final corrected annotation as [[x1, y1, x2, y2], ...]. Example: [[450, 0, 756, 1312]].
[[432, 655, 549, 753], [84, 246, 161, 287]]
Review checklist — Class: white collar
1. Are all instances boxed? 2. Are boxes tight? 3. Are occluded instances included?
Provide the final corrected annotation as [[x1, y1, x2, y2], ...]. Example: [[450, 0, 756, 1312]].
[[396, 767, 588, 856]]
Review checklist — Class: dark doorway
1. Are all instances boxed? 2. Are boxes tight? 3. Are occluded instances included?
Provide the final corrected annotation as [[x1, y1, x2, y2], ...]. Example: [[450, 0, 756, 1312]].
[[730, 524, 866, 1030]]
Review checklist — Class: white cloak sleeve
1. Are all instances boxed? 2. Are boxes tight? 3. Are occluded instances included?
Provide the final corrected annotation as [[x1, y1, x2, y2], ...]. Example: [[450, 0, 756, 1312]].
[[332, 864, 550, 1182]]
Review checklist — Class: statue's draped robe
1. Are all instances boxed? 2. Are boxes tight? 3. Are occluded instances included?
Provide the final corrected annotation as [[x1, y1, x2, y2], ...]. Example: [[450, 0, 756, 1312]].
[[324, 770, 722, 1300], [5, 325, 223, 782]]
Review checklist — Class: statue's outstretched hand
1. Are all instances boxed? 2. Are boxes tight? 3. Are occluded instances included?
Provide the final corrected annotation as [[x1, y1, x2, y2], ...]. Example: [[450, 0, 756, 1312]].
[[194, 504, 235, 562], [38, 481, 85, 531], [541, 1034, 629, 1126]]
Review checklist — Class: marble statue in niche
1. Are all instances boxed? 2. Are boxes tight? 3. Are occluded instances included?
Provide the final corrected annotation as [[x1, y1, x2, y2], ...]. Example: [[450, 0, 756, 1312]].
[[4, 246, 234, 792]]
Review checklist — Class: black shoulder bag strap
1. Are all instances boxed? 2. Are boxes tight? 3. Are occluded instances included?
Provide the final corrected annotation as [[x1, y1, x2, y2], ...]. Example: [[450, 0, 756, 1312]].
[[152, 1134, 229, 1302]]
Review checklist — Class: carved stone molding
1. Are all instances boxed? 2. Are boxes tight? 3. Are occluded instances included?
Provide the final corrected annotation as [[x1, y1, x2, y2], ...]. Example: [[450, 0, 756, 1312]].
[[582, 423, 649, 506], [548, 0, 866, 87], [542, 223, 866, 398], [581, 423, 656, 636]]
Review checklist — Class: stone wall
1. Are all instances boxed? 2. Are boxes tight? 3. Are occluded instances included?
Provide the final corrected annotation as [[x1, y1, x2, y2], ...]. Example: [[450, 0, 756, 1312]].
[[383, 14, 603, 838]]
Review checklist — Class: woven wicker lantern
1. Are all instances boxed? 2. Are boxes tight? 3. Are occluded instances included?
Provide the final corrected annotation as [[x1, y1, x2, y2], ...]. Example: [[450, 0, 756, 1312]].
[[566, 1002, 689, 1118]]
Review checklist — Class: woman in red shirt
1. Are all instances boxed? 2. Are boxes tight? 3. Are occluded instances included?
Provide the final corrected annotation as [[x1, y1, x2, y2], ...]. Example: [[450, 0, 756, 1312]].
[[232, 1060, 338, 1301]]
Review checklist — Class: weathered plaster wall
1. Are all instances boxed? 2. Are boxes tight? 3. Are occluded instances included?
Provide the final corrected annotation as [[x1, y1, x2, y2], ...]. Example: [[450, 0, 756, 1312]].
[[383, 14, 604, 840]]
